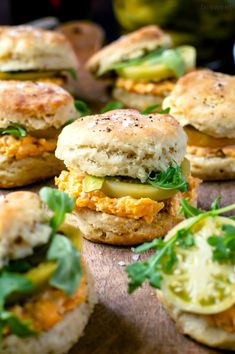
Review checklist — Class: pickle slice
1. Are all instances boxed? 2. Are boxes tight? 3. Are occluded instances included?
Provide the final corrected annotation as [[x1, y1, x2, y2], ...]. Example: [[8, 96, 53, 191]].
[[0, 70, 61, 80], [101, 159, 190, 200], [116, 46, 196, 81], [161, 216, 235, 314]]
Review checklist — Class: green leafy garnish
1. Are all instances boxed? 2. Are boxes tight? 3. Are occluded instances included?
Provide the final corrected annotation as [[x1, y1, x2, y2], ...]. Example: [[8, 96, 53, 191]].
[[142, 104, 171, 115], [178, 199, 202, 218], [62, 118, 76, 128], [82, 175, 104, 193], [39, 187, 75, 231], [0, 311, 34, 338], [211, 196, 222, 211], [0, 272, 32, 308], [126, 200, 235, 293], [0, 123, 27, 138], [67, 68, 78, 80], [146, 164, 188, 192], [0, 272, 34, 338], [74, 100, 91, 117], [161, 49, 185, 77], [208, 224, 235, 262], [100, 101, 124, 113], [47, 234, 82, 295]]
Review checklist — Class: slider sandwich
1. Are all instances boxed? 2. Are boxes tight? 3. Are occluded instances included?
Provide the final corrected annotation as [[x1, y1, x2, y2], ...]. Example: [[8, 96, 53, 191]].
[[0, 188, 96, 354], [55, 109, 199, 245], [0, 80, 78, 188], [126, 199, 235, 350], [163, 69, 235, 180], [87, 25, 196, 111], [0, 26, 78, 93]]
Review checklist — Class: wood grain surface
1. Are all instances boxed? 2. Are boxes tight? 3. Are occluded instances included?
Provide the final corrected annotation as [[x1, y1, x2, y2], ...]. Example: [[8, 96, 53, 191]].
[[1, 22, 234, 354], [1, 181, 234, 354]]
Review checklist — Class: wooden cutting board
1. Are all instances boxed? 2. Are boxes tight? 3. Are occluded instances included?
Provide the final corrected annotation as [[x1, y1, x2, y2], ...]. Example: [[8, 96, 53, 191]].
[[1, 181, 234, 354], [1, 22, 234, 354]]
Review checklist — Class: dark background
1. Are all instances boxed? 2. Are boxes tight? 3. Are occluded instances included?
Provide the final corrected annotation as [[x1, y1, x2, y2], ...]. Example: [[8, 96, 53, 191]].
[[0, 0, 234, 73]]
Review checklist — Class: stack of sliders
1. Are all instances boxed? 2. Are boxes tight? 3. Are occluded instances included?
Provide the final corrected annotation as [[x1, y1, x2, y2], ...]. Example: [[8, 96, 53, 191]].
[[0, 188, 96, 354], [126, 199, 235, 350], [87, 25, 196, 111], [0, 80, 78, 188], [55, 109, 199, 245], [0, 26, 78, 93], [163, 69, 235, 180]]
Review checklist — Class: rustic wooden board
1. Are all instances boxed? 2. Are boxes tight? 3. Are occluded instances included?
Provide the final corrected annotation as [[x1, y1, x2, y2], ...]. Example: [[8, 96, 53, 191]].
[[1, 181, 234, 354], [1, 21, 234, 354]]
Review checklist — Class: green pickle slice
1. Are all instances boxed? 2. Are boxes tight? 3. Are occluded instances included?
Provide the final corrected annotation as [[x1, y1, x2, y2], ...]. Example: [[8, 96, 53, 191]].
[[161, 216, 235, 314], [116, 46, 196, 81], [101, 158, 190, 200]]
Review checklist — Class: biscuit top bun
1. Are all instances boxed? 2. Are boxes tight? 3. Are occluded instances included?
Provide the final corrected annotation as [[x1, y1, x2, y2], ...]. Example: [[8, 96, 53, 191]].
[[0, 191, 51, 268], [87, 25, 172, 76], [163, 69, 235, 138], [0, 80, 77, 131], [56, 109, 187, 181], [0, 26, 78, 72]]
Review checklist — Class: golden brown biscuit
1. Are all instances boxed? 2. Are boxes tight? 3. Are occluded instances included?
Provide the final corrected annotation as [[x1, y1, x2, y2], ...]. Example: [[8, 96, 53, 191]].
[[87, 25, 172, 76], [55, 109, 187, 182], [0, 81, 77, 132], [163, 69, 235, 138], [0, 26, 78, 72]]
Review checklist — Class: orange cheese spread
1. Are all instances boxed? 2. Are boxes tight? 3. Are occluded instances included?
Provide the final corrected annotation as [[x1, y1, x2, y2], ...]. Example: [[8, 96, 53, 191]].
[[55, 170, 199, 224], [9, 273, 87, 333], [205, 305, 235, 333], [56, 170, 164, 224], [187, 145, 235, 158], [0, 134, 57, 161], [115, 77, 175, 96]]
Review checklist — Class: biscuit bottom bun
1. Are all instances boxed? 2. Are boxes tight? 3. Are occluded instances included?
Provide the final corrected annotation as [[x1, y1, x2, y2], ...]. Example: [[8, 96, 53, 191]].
[[157, 292, 235, 351], [0, 189, 96, 354], [56, 109, 200, 245], [163, 70, 235, 181], [0, 80, 77, 188]]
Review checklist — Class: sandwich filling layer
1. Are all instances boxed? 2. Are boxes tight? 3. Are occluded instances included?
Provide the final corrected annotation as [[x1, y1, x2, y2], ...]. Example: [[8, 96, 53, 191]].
[[56, 169, 198, 224]]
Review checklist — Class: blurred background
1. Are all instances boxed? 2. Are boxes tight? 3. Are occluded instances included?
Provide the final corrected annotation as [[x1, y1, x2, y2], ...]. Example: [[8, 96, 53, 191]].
[[0, 0, 234, 73]]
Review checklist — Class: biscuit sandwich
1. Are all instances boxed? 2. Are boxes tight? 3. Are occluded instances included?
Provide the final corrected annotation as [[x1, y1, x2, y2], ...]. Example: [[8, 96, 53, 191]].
[[0, 80, 78, 188], [163, 69, 235, 180], [0, 26, 78, 92], [55, 109, 199, 245], [126, 199, 235, 350], [0, 187, 96, 354], [87, 25, 196, 111]]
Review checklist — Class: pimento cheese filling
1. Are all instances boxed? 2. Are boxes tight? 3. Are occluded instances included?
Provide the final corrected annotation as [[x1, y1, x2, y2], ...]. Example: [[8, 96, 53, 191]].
[[115, 77, 175, 96], [187, 145, 235, 158], [8, 272, 87, 334], [0, 135, 57, 161], [55, 170, 199, 224], [205, 305, 235, 333]]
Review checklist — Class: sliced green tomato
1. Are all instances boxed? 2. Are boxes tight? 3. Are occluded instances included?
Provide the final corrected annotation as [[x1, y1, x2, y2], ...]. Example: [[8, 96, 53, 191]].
[[161, 216, 235, 315], [101, 158, 190, 200], [7, 225, 81, 303], [0, 70, 61, 80], [116, 46, 196, 81]]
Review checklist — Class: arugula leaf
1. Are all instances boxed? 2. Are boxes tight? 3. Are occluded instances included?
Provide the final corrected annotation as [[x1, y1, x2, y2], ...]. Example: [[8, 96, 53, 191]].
[[100, 101, 124, 113], [178, 199, 202, 218], [0, 272, 32, 309], [161, 49, 185, 77], [146, 164, 188, 192], [208, 224, 235, 262], [74, 100, 91, 117], [39, 187, 75, 231], [67, 68, 78, 80], [47, 234, 82, 295], [0, 311, 35, 338], [211, 196, 222, 210], [0, 123, 27, 138], [142, 105, 171, 115], [61, 118, 76, 128]]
